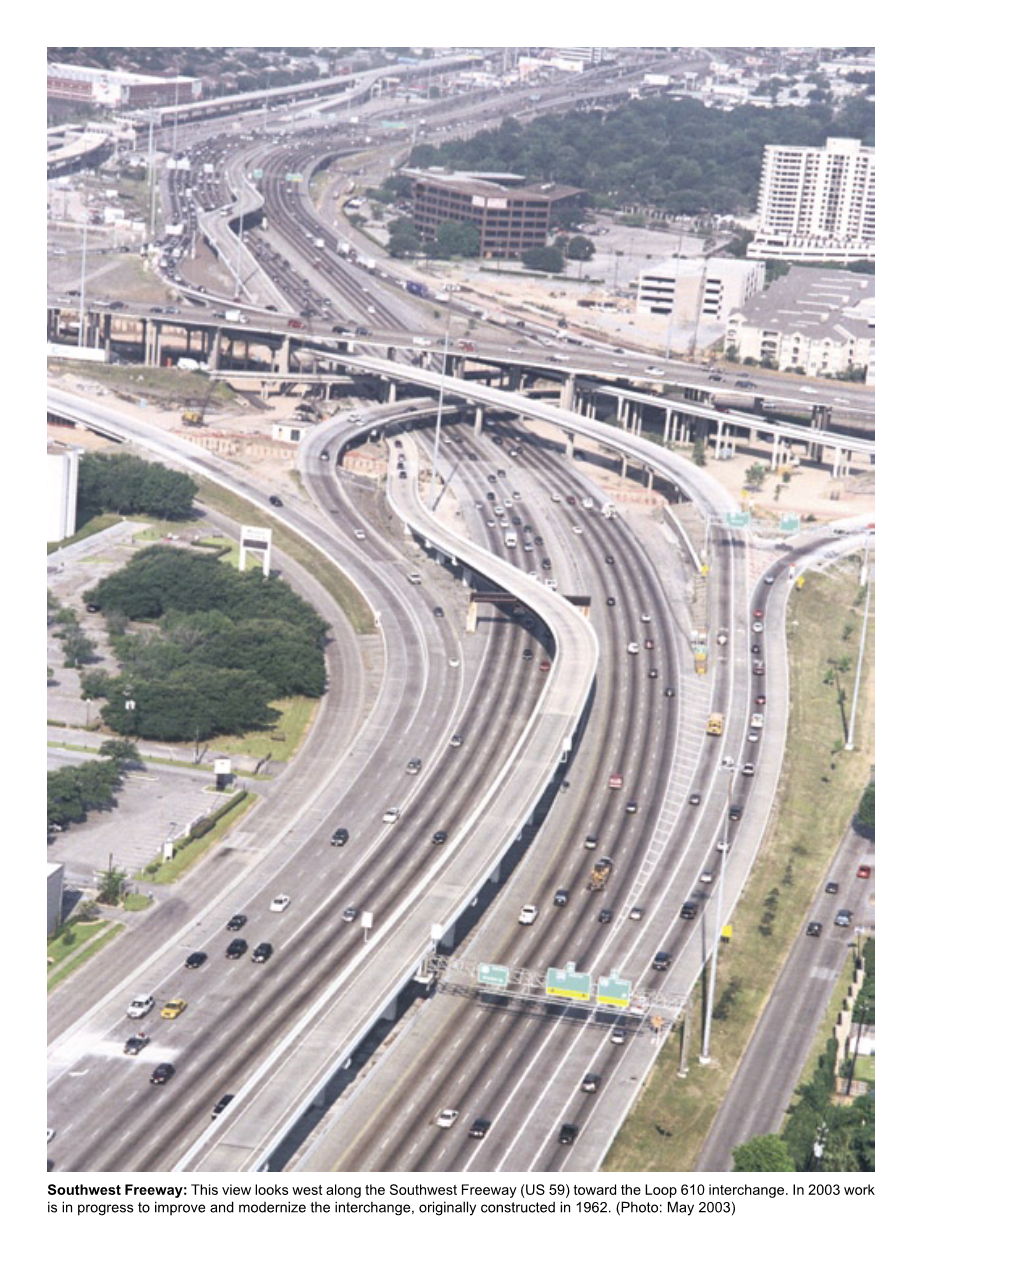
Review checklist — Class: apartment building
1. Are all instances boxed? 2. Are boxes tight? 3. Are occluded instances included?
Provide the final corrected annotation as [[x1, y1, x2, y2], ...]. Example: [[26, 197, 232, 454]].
[[725, 266, 874, 378], [748, 137, 875, 263]]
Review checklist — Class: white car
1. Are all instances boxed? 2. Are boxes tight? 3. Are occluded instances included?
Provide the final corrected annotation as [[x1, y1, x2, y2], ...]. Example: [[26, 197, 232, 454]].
[[799, 385, 818, 394], [518, 904, 538, 925], [126, 994, 155, 1019], [382, 808, 400, 823], [269, 894, 291, 913], [572, 525, 583, 535], [752, 621, 763, 633], [640, 613, 652, 624], [354, 529, 366, 540], [627, 642, 639, 654], [700, 870, 714, 884], [436, 1108, 459, 1129], [551, 492, 562, 502]]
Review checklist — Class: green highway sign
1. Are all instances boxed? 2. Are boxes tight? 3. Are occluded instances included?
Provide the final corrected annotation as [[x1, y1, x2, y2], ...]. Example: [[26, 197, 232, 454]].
[[596, 970, 632, 1008], [726, 512, 750, 529], [251, 168, 263, 179], [780, 513, 801, 533], [546, 962, 592, 1001], [478, 963, 509, 988]]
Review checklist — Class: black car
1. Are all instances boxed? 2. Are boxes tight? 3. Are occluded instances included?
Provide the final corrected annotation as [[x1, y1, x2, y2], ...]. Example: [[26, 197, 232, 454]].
[[806, 921, 823, 937], [269, 495, 283, 507], [123, 1034, 150, 1056], [433, 606, 444, 618], [751, 643, 761, 655], [553, 888, 569, 907], [533, 536, 544, 546], [150, 1062, 175, 1085], [605, 554, 615, 565], [331, 324, 350, 335], [607, 596, 616, 606], [689, 792, 702, 806], [226, 938, 248, 959], [355, 326, 370, 336], [680, 901, 698, 920], [252, 942, 273, 963], [212, 1094, 235, 1118], [226, 914, 247, 931], [331, 827, 349, 846], [580, 1072, 601, 1093], [648, 668, 659, 679], [825, 881, 839, 895], [468, 1118, 490, 1139], [625, 800, 638, 814], [432, 831, 448, 845], [598, 908, 613, 924], [729, 804, 743, 821], [664, 687, 676, 698], [522, 648, 534, 661], [185, 951, 207, 969], [558, 1123, 579, 1145], [651, 950, 673, 971]]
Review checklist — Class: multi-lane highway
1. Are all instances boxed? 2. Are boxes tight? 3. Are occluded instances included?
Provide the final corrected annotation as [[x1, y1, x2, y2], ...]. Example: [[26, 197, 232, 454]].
[[46, 68, 875, 1173]]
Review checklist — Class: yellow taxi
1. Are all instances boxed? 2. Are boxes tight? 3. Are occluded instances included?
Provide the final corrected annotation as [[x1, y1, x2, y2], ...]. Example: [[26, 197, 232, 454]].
[[161, 998, 187, 1020]]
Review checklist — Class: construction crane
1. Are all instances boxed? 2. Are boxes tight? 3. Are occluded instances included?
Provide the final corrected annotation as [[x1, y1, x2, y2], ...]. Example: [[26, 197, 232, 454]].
[[180, 375, 217, 427]]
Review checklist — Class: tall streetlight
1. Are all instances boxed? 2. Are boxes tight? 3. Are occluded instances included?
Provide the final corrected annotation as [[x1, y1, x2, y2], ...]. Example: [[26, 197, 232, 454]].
[[701, 765, 736, 1062], [845, 537, 872, 751], [428, 305, 455, 512]]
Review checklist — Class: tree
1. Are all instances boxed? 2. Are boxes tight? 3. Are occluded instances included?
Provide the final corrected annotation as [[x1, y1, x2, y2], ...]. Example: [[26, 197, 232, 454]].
[[77, 453, 198, 526], [60, 627, 97, 668], [854, 781, 875, 840], [564, 234, 595, 261], [732, 1135, 796, 1171], [96, 862, 129, 906], [521, 245, 565, 273], [387, 217, 421, 258], [98, 738, 142, 769], [744, 463, 768, 491]]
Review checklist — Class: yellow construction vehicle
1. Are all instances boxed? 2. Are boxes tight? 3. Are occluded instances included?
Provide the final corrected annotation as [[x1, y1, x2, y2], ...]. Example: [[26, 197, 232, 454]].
[[588, 857, 614, 891]]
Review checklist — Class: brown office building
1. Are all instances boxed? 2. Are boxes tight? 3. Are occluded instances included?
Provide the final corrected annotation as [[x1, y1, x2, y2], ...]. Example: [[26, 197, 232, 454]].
[[405, 170, 585, 259]]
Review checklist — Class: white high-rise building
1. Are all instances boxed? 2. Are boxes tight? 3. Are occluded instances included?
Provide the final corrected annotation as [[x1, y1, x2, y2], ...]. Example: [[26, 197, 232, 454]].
[[749, 137, 875, 263]]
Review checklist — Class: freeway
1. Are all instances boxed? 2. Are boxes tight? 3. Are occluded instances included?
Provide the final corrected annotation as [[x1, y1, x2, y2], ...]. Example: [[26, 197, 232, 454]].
[[45, 388, 598, 1172]]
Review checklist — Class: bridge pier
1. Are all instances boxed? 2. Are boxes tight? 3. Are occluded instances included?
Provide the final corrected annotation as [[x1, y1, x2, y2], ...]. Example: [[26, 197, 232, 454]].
[[388, 380, 398, 404], [564, 430, 575, 459], [559, 374, 575, 412], [473, 403, 484, 435]]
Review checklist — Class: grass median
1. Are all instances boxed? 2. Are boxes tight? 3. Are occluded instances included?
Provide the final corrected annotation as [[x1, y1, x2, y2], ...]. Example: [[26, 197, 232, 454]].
[[603, 557, 876, 1171]]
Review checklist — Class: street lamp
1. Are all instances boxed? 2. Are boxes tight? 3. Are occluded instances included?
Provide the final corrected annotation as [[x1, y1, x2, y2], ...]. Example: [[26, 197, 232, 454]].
[[701, 765, 736, 1062]]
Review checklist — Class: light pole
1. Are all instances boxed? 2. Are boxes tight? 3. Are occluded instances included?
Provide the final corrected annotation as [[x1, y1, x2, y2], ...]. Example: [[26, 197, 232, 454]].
[[845, 538, 872, 751], [701, 766, 736, 1062], [428, 305, 454, 512]]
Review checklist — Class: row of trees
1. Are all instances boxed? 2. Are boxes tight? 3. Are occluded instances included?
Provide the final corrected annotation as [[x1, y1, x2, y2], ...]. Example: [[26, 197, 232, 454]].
[[48, 739, 140, 829], [76, 452, 198, 530], [80, 547, 329, 742], [409, 95, 874, 217]]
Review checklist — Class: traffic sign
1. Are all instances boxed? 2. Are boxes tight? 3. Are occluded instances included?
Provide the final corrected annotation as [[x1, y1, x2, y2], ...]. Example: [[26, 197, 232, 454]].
[[780, 513, 801, 533], [546, 962, 592, 1001], [726, 512, 750, 529], [596, 971, 632, 1008], [478, 963, 509, 988]]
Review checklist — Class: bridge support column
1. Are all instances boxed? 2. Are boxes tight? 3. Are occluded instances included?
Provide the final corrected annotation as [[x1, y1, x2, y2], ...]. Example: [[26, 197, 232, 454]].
[[275, 335, 292, 374], [207, 330, 221, 371], [564, 430, 575, 459], [771, 431, 781, 470], [388, 380, 398, 404], [616, 393, 625, 423], [473, 404, 484, 435], [646, 464, 655, 488], [559, 374, 576, 412]]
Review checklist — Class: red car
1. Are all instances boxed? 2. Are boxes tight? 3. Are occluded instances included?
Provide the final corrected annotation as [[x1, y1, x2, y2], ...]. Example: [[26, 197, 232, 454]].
[[856, 864, 872, 879], [287, 318, 305, 329], [539, 660, 551, 672]]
